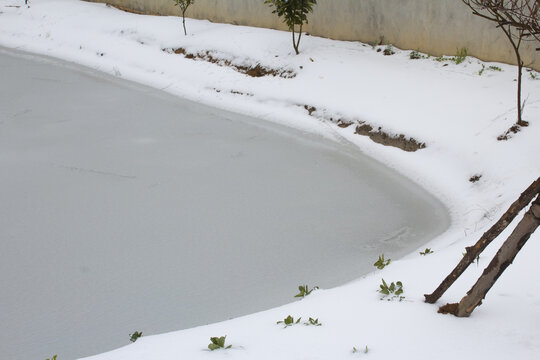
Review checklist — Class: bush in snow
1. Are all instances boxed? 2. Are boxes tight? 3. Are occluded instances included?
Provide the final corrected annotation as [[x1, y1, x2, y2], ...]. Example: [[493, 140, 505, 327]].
[[264, 0, 317, 55]]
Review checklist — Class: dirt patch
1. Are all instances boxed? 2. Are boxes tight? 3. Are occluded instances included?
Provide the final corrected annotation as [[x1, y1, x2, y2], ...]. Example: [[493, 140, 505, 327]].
[[304, 105, 317, 115], [230, 90, 254, 96], [213, 88, 254, 97], [354, 123, 426, 152], [300, 104, 426, 152], [168, 47, 296, 79], [497, 121, 529, 141], [469, 174, 482, 183], [438, 303, 459, 315], [337, 120, 354, 128]]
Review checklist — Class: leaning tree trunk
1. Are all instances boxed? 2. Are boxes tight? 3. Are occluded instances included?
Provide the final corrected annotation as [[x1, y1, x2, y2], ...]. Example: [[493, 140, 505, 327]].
[[454, 195, 540, 317], [425, 176, 540, 303]]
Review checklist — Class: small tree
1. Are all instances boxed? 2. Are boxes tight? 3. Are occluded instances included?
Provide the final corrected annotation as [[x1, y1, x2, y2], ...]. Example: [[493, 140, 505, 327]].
[[173, 0, 195, 36], [462, 0, 540, 126], [264, 0, 317, 55]]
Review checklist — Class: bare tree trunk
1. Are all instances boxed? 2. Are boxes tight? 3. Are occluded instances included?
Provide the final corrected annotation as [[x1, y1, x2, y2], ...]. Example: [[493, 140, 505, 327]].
[[454, 195, 540, 317], [292, 27, 299, 55], [500, 28, 527, 126], [182, 10, 187, 36], [425, 176, 540, 303], [295, 22, 303, 55]]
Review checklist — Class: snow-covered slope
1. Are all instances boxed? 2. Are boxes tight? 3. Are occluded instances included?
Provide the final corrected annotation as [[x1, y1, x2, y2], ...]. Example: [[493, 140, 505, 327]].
[[1, 1, 539, 359]]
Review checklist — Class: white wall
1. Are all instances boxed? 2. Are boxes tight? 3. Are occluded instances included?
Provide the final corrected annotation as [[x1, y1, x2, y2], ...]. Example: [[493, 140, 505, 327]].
[[90, 0, 539, 68]]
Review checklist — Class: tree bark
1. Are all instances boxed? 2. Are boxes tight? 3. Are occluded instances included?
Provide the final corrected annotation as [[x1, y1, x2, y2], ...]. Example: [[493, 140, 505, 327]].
[[454, 195, 540, 317], [425, 176, 540, 303], [183, 10, 187, 36]]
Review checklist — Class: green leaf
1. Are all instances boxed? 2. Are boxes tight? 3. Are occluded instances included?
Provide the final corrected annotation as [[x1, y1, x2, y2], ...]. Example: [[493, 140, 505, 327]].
[[217, 336, 226, 347], [208, 344, 220, 351]]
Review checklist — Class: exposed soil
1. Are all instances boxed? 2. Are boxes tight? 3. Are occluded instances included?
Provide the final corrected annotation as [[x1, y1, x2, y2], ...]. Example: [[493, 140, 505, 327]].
[[300, 104, 426, 152], [167, 47, 296, 79], [354, 123, 426, 152], [304, 105, 317, 115], [213, 88, 254, 97], [230, 90, 253, 96], [497, 120, 529, 141], [469, 174, 482, 183], [438, 303, 459, 315], [383, 47, 395, 56]]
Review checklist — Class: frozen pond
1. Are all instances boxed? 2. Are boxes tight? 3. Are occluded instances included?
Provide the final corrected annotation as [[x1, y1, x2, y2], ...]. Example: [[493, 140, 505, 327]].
[[0, 48, 449, 360]]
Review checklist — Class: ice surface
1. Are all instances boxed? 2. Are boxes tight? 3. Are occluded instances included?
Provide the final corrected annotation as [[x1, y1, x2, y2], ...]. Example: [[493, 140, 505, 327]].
[[0, 50, 447, 360]]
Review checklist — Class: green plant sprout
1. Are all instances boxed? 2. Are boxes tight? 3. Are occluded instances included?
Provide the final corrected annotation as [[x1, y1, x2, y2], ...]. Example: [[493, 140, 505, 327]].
[[383, 44, 395, 56], [410, 50, 428, 60], [129, 331, 143, 343], [373, 254, 391, 269], [479, 64, 502, 75], [454, 47, 468, 64], [304, 317, 322, 326], [277, 315, 302, 328], [433, 47, 468, 65], [294, 284, 319, 298], [352, 345, 369, 354], [419, 248, 434, 256], [368, 40, 378, 49], [208, 336, 232, 350], [434, 55, 446, 62], [45, 356, 57, 360], [378, 279, 404, 301]]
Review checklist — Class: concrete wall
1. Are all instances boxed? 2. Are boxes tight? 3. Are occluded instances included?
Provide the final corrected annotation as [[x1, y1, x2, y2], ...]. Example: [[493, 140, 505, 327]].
[[90, 0, 539, 68]]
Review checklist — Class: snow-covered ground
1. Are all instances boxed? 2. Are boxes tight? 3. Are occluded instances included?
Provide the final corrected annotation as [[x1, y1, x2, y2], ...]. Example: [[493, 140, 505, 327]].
[[1, 1, 539, 359]]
